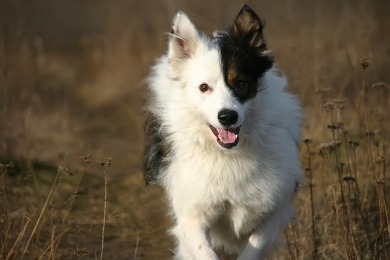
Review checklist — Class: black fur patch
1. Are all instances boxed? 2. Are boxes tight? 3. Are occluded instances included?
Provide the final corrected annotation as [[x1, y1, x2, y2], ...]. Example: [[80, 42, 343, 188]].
[[216, 5, 273, 103], [142, 113, 171, 185]]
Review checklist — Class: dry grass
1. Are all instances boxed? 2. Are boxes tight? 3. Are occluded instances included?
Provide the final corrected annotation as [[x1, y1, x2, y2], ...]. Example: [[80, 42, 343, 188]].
[[0, 0, 389, 259]]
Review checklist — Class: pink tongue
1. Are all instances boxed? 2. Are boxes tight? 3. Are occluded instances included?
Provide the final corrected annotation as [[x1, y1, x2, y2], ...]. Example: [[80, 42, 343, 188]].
[[217, 129, 237, 143]]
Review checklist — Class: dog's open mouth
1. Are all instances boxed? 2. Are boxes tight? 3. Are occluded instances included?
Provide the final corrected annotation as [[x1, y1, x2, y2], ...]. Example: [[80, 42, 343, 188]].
[[209, 125, 241, 149]]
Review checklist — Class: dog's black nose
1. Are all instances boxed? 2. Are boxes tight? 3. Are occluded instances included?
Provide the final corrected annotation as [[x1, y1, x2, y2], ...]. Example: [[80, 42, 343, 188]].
[[218, 109, 238, 126]]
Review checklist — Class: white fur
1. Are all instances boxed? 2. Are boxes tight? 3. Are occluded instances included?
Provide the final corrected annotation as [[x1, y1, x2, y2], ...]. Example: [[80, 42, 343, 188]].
[[146, 11, 303, 260]]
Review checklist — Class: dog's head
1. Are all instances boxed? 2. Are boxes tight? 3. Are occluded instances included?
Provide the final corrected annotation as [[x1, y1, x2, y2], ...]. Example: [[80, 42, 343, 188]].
[[168, 5, 273, 149]]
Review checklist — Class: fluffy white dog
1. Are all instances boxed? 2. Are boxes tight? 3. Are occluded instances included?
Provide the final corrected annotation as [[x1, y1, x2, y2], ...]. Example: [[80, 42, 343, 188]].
[[143, 5, 303, 260]]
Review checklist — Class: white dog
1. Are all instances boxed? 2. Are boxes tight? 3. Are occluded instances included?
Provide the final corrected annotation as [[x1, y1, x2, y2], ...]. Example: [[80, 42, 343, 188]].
[[143, 5, 303, 260]]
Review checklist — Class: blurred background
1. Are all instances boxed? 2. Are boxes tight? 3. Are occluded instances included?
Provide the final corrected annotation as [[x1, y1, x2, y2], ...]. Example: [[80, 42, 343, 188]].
[[0, 0, 389, 259]]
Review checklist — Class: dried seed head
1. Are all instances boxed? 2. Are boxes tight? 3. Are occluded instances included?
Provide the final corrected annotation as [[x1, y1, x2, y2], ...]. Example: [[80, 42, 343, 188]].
[[374, 156, 386, 164], [330, 99, 346, 110], [317, 141, 341, 155], [331, 98, 346, 105], [80, 154, 93, 166], [96, 161, 105, 166], [73, 248, 88, 260], [303, 139, 312, 145], [105, 158, 112, 167], [323, 101, 335, 111], [372, 82, 390, 89], [97, 158, 112, 168], [375, 179, 385, 185], [61, 166, 73, 176], [318, 144, 329, 156], [343, 176, 356, 183], [5, 162, 14, 169], [360, 53, 371, 70], [330, 141, 341, 149]]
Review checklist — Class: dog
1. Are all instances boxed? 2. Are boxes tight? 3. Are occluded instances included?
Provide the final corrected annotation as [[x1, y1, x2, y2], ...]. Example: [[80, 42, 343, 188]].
[[143, 5, 303, 260]]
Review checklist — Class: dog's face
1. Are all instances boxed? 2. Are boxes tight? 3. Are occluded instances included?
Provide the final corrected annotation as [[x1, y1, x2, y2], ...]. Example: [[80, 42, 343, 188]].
[[168, 5, 273, 149]]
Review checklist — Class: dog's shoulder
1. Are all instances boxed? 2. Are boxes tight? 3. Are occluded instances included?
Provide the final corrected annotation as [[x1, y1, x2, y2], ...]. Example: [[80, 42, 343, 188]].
[[142, 112, 171, 185], [262, 69, 303, 146]]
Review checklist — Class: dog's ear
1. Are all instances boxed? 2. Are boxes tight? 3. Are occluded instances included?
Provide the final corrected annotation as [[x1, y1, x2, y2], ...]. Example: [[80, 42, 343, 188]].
[[169, 11, 199, 62], [233, 5, 267, 51]]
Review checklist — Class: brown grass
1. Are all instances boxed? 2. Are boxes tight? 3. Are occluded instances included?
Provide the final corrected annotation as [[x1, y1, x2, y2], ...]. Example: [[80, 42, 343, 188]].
[[0, 0, 389, 259]]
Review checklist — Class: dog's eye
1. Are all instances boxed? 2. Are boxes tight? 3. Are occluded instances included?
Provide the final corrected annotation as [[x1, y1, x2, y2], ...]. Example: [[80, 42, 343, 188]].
[[234, 80, 248, 98], [199, 83, 210, 92], [236, 80, 246, 89]]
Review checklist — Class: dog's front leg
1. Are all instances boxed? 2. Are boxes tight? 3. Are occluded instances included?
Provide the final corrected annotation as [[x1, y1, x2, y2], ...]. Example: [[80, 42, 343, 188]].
[[237, 215, 283, 260], [173, 217, 218, 260]]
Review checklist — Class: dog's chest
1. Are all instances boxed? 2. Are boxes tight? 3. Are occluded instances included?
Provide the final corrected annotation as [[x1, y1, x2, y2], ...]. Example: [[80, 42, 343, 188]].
[[222, 199, 266, 236], [165, 139, 296, 241], [168, 146, 285, 214], [206, 176, 286, 239]]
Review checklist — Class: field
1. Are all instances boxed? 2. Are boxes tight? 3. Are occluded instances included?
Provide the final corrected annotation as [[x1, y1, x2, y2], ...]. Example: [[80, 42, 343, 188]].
[[0, 0, 389, 259]]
